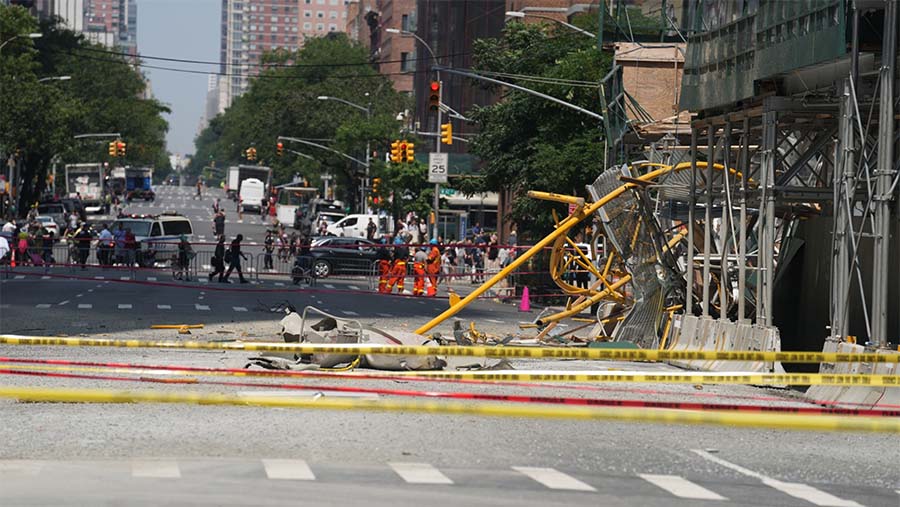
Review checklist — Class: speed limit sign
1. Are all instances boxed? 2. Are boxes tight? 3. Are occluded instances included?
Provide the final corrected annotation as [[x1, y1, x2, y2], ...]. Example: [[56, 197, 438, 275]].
[[428, 152, 449, 183]]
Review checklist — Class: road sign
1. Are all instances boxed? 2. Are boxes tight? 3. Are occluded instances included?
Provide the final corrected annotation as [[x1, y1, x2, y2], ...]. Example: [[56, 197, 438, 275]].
[[428, 152, 449, 183]]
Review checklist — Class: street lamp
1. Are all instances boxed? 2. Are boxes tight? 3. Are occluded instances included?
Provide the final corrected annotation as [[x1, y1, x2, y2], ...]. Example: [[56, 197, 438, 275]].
[[0, 32, 42, 52], [386, 27, 442, 240], [317, 94, 372, 212], [505, 11, 596, 38], [38, 76, 72, 83]]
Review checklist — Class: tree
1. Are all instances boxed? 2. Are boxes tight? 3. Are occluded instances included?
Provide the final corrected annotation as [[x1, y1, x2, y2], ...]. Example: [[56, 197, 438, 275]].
[[190, 34, 414, 213], [0, 5, 169, 216], [459, 18, 611, 241]]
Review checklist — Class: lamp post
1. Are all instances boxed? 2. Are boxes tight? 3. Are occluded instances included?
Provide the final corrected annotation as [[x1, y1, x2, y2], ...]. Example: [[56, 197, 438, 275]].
[[317, 94, 371, 212], [386, 27, 442, 240], [37, 75, 72, 83], [505, 11, 597, 38]]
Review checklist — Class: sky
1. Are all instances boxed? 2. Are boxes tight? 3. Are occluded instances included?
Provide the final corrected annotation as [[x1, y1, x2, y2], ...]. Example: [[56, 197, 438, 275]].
[[137, 0, 220, 157]]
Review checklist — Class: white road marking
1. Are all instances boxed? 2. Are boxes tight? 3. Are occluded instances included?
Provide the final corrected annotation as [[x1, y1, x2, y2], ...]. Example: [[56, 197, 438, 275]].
[[195, 304, 210, 311], [348, 285, 360, 291], [35, 304, 51, 309], [389, 462, 453, 485], [340, 310, 360, 316], [58, 300, 70, 306], [233, 306, 248, 312], [147, 277, 157, 281], [14, 275, 24, 279], [41, 276, 50, 280], [274, 282, 285, 287], [118, 304, 133, 309], [323, 284, 335, 289], [120, 276, 130, 281], [377, 313, 393, 318], [77, 304, 92, 309], [0, 304, 9, 309], [638, 474, 726, 500], [94, 276, 104, 280], [486, 319, 504, 324], [131, 460, 181, 478], [512, 467, 596, 491], [157, 305, 171, 310], [262, 459, 315, 480], [691, 450, 862, 507], [0, 461, 43, 475]]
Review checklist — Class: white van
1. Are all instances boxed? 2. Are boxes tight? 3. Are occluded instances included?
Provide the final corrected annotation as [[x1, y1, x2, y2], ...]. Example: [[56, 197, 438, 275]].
[[326, 214, 392, 239], [112, 212, 193, 266], [239, 178, 265, 213]]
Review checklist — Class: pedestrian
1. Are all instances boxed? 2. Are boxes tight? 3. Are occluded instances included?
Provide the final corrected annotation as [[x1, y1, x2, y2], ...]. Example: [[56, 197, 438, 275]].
[[98, 223, 114, 266], [386, 235, 409, 294], [0, 233, 9, 264], [123, 227, 137, 266], [74, 223, 93, 269], [487, 233, 500, 273], [213, 211, 225, 237], [289, 232, 298, 257], [177, 234, 194, 280], [263, 231, 274, 270], [366, 217, 377, 241], [209, 235, 226, 281], [212, 198, 221, 214], [317, 217, 328, 236], [113, 223, 126, 265], [426, 238, 441, 295], [195, 179, 203, 199], [222, 233, 249, 283], [375, 239, 392, 293]]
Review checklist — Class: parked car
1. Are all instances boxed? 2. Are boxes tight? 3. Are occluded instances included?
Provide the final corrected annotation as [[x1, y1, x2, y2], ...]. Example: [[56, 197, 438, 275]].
[[111, 212, 193, 266], [326, 214, 393, 239], [36, 203, 67, 229], [295, 236, 378, 279]]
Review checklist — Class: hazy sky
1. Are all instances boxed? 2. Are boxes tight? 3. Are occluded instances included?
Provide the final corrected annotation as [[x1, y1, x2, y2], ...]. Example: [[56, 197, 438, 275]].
[[137, 0, 220, 156]]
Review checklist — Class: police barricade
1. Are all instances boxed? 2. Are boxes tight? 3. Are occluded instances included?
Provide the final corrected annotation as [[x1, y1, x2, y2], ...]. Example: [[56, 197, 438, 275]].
[[254, 251, 295, 283]]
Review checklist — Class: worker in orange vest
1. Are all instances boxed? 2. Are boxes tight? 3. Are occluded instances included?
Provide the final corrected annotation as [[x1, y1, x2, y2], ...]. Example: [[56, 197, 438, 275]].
[[375, 240, 392, 293], [386, 237, 409, 294], [412, 246, 428, 296], [425, 238, 441, 296]]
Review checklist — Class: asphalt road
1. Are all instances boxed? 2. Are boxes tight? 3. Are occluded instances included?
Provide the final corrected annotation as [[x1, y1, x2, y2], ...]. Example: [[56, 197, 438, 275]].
[[1, 185, 898, 506]]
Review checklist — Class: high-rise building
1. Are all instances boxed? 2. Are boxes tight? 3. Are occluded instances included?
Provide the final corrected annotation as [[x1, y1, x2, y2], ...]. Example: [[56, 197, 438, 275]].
[[41, 0, 85, 32], [219, 0, 351, 110], [27, 0, 138, 57]]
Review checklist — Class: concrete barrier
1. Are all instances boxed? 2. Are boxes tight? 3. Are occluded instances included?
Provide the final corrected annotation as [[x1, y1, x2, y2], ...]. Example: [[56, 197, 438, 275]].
[[664, 315, 784, 373], [806, 340, 900, 409]]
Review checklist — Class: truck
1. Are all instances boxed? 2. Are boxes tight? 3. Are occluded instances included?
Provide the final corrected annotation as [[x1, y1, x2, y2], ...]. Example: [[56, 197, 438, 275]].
[[226, 167, 240, 199], [65, 163, 105, 214], [125, 167, 155, 202], [228, 165, 272, 201], [108, 167, 126, 197], [238, 178, 265, 213]]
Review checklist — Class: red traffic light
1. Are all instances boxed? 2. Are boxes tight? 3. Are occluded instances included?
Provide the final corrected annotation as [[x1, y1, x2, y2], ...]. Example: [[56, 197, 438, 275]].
[[430, 81, 440, 92], [400, 143, 407, 150], [276, 142, 283, 149]]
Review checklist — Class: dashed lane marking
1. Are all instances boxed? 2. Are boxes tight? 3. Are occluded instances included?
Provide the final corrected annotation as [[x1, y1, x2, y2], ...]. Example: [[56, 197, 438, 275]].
[[348, 285, 360, 291], [233, 306, 248, 312], [638, 474, 726, 500], [262, 459, 315, 480], [118, 304, 133, 310], [274, 282, 285, 287], [94, 276, 104, 280], [691, 450, 862, 507], [77, 304, 92, 309], [512, 467, 596, 492], [35, 304, 51, 309], [341, 310, 360, 316], [376, 313, 393, 318], [157, 305, 171, 310], [57, 300, 69, 306], [323, 284, 335, 289], [14, 275, 24, 279], [120, 276, 130, 281], [41, 276, 50, 280], [195, 304, 210, 311], [131, 460, 181, 478], [389, 462, 453, 485], [147, 277, 157, 281]]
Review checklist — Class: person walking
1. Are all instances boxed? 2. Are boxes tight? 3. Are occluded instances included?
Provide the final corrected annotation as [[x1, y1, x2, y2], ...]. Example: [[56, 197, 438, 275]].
[[97, 223, 113, 266], [213, 211, 226, 237], [123, 227, 137, 266], [412, 246, 428, 296], [195, 180, 203, 200], [222, 234, 249, 283], [212, 198, 221, 214], [209, 235, 226, 281], [263, 231, 274, 270], [74, 223, 93, 269], [366, 217, 377, 241], [425, 238, 441, 296]]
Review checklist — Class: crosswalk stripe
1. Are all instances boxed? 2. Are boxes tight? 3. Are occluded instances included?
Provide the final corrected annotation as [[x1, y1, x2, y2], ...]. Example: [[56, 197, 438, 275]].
[[14, 275, 24, 279], [195, 304, 210, 311], [512, 467, 596, 491], [58, 300, 69, 306], [323, 284, 335, 289], [348, 285, 360, 291], [94, 276, 104, 280], [233, 306, 248, 312], [147, 277, 157, 281], [77, 304, 92, 309], [131, 460, 181, 478], [638, 474, 726, 500], [118, 304, 133, 309], [389, 462, 453, 485], [262, 459, 315, 480], [41, 276, 50, 280], [157, 305, 171, 310], [691, 450, 861, 507], [35, 304, 51, 309], [274, 282, 285, 287]]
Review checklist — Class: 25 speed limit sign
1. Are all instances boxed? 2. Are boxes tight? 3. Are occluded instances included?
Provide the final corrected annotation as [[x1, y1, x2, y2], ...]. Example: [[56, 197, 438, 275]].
[[428, 152, 449, 183]]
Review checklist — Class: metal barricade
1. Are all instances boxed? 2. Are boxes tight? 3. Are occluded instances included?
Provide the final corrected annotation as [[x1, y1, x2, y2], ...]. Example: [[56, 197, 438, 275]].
[[254, 250, 295, 283]]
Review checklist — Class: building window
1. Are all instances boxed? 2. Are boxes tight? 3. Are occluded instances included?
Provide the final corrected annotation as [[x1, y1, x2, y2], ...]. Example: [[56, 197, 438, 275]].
[[271, 25, 277, 31], [271, 16, 278, 22], [330, 11, 337, 19], [401, 52, 414, 72], [317, 11, 324, 18], [401, 14, 409, 32], [303, 22, 311, 29], [329, 24, 336, 31], [304, 11, 310, 17], [316, 23, 324, 31]]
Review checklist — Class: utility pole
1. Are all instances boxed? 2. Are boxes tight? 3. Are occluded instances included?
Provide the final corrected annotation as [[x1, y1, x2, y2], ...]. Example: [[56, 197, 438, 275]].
[[433, 79, 442, 241]]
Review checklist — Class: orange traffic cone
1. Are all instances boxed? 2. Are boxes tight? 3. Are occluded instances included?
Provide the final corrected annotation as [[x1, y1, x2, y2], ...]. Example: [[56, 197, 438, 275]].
[[518, 286, 531, 312]]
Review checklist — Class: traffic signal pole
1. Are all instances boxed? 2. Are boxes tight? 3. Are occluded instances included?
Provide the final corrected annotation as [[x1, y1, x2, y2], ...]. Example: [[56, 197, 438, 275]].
[[433, 79, 442, 241]]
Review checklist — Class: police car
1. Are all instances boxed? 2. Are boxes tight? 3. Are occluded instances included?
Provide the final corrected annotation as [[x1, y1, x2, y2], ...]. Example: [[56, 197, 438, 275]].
[[111, 212, 193, 266]]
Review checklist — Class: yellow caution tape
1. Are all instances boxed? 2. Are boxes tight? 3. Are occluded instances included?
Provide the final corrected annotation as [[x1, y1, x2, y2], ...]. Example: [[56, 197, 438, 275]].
[[1, 334, 898, 364], [0, 362, 896, 387], [0, 385, 896, 433]]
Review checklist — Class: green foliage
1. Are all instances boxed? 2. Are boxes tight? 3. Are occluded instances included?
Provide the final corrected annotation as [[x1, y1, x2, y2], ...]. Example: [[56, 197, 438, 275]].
[[190, 34, 414, 213], [0, 5, 169, 214], [462, 21, 611, 240]]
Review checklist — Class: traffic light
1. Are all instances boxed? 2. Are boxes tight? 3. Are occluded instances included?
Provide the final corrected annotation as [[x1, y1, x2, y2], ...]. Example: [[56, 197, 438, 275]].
[[428, 81, 440, 111], [404, 142, 415, 163], [108, 141, 117, 157], [390, 140, 402, 163], [440, 122, 453, 145], [372, 177, 381, 194], [117, 141, 126, 157], [276, 142, 284, 156], [246, 147, 257, 161]]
